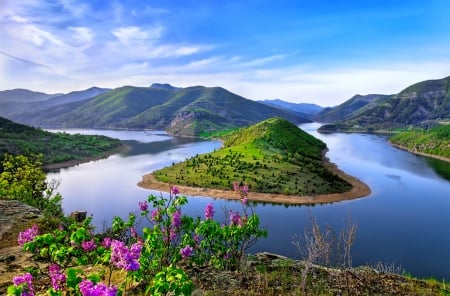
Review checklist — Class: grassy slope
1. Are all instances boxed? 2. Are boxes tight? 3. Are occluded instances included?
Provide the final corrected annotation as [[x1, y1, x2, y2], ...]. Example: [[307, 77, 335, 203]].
[[154, 118, 352, 196], [0, 117, 123, 168], [390, 124, 450, 160]]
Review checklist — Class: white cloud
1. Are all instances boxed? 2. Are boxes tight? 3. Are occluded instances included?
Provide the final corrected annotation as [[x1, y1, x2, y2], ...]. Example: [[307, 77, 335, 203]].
[[111, 25, 164, 46], [68, 26, 94, 45]]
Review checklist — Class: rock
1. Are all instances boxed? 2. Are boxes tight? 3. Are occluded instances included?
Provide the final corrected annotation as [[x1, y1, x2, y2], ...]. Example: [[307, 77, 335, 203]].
[[69, 211, 87, 222]]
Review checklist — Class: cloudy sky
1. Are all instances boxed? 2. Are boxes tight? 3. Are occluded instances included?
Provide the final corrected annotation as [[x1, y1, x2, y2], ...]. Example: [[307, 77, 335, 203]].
[[1, 0, 449, 106]]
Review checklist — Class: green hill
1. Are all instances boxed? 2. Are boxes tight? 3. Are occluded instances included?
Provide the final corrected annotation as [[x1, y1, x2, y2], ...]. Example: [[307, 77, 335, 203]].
[[0, 117, 123, 170], [153, 118, 351, 196], [17, 85, 309, 136], [317, 76, 450, 132], [390, 124, 450, 160]]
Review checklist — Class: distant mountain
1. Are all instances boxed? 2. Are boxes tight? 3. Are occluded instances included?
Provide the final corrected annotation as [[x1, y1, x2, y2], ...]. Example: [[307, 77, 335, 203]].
[[149, 83, 181, 91], [317, 76, 450, 132], [0, 88, 60, 102], [315, 94, 389, 123], [17, 85, 310, 136], [1, 87, 111, 119], [259, 99, 323, 120]]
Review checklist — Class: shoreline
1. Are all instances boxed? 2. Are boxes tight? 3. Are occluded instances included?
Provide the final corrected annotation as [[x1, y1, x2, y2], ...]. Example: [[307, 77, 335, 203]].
[[43, 144, 129, 170], [137, 159, 371, 205], [390, 142, 450, 163]]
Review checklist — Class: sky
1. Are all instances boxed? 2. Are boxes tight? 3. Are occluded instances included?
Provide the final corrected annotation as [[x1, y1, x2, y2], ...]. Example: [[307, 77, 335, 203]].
[[1, 0, 450, 106]]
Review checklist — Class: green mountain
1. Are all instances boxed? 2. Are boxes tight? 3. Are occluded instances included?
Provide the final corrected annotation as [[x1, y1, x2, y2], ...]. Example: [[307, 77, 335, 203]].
[[154, 117, 351, 196], [317, 76, 450, 132], [18, 85, 309, 136], [315, 94, 389, 123], [0, 116, 123, 170], [390, 124, 450, 160]]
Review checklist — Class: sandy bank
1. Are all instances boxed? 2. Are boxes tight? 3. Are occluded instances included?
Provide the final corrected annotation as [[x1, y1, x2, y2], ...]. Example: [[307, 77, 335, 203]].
[[137, 160, 371, 205], [390, 143, 450, 163]]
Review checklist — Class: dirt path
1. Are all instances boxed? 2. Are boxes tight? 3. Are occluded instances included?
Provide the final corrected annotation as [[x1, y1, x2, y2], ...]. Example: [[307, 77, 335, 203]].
[[138, 160, 371, 205]]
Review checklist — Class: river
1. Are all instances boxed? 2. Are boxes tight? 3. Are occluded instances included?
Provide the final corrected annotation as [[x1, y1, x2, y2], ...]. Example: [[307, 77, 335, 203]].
[[46, 124, 450, 280]]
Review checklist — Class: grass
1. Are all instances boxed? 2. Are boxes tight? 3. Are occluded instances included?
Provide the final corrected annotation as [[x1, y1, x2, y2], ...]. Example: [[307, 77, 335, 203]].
[[154, 118, 352, 195]]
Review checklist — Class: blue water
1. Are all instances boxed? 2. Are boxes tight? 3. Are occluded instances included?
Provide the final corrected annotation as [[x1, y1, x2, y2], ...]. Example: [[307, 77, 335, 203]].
[[46, 125, 450, 280]]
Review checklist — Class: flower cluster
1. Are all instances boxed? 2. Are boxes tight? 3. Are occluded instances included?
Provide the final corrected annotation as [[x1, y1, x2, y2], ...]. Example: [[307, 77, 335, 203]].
[[110, 239, 142, 271], [18, 224, 39, 247], [229, 210, 243, 226], [81, 239, 96, 252], [78, 279, 117, 296], [48, 264, 66, 291], [171, 186, 180, 195], [138, 201, 148, 212], [233, 181, 249, 202], [180, 245, 194, 259], [12, 273, 34, 296], [205, 203, 215, 220]]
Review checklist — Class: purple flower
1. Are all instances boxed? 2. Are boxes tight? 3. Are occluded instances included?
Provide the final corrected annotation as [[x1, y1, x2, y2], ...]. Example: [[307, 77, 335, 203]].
[[79, 279, 118, 296], [138, 201, 148, 211], [171, 186, 180, 195], [240, 185, 249, 195], [242, 197, 248, 206], [230, 210, 242, 226], [101, 237, 112, 248], [110, 240, 142, 271], [205, 203, 215, 220], [180, 245, 194, 258], [12, 273, 34, 296], [48, 264, 66, 291], [151, 209, 161, 222], [172, 210, 181, 228], [81, 239, 96, 252], [18, 224, 39, 247], [169, 227, 177, 241], [130, 227, 139, 239]]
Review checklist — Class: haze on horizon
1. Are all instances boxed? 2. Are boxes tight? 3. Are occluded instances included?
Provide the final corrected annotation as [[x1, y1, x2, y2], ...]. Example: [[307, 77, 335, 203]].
[[1, 0, 449, 106]]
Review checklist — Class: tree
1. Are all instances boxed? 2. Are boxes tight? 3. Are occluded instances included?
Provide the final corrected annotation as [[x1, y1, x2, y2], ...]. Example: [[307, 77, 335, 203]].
[[0, 154, 63, 218]]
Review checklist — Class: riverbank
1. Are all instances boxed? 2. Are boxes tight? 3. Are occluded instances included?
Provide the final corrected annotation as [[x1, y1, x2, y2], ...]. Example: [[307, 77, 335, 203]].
[[138, 159, 371, 205], [43, 144, 129, 170], [390, 142, 450, 164]]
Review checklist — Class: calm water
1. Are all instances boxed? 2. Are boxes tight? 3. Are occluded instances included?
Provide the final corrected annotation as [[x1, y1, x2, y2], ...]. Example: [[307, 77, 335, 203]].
[[46, 125, 450, 280]]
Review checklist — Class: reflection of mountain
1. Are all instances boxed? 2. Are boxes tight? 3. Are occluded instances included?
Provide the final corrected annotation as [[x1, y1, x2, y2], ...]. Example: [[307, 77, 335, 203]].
[[12, 84, 309, 136], [425, 158, 450, 182], [120, 137, 208, 157]]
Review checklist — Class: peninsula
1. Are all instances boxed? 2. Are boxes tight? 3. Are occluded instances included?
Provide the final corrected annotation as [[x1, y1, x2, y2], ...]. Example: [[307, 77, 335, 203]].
[[139, 118, 371, 204]]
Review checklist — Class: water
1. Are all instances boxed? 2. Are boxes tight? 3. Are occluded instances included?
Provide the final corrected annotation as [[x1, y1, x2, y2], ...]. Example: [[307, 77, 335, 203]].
[[46, 125, 450, 280]]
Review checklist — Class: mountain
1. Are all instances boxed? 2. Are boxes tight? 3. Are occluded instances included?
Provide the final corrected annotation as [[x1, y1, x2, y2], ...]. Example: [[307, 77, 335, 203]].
[[152, 117, 352, 196], [18, 85, 310, 136], [149, 83, 180, 91], [317, 76, 450, 132], [0, 116, 122, 170], [315, 94, 389, 123], [259, 99, 323, 120], [1, 87, 111, 119], [0, 89, 59, 103]]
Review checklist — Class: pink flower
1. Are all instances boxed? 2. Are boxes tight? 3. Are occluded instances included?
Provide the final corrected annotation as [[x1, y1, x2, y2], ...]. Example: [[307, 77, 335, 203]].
[[79, 279, 117, 296], [12, 273, 34, 296], [205, 203, 215, 220], [18, 224, 39, 247], [230, 210, 242, 226], [172, 210, 182, 228], [171, 186, 180, 195], [138, 201, 148, 211], [242, 197, 248, 206], [48, 264, 66, 291], [151, 209, 162, 222], [81, 239, 96, 252]]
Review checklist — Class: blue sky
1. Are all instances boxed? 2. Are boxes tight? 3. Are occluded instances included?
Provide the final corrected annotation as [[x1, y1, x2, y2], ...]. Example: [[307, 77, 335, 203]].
[[1, 0, 449, 106]]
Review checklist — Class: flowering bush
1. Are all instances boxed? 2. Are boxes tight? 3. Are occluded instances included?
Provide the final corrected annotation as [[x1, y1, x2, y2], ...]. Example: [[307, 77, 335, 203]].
[[8, 183, 266, 295]]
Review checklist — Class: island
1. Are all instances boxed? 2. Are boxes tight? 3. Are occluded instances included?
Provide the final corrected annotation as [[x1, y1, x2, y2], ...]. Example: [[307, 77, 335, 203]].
[[139, 118, 371, 204]]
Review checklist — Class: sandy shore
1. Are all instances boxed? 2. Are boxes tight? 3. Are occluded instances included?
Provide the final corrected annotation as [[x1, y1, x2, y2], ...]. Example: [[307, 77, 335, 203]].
[[137, 160, 371, 205]]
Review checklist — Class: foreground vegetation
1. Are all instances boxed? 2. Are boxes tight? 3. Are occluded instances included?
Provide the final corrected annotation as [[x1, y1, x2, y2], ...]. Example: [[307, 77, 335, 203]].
[[390, 124, 450, 161], [0, 117, 123, 170], [1, 155, 449, 295], [155, 118, 352, 196]]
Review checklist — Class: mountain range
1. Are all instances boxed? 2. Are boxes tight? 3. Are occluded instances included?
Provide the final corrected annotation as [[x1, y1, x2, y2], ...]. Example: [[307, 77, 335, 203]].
[[1, 84, 310, 136], [316, 76, 450, 131], [258, 99, 323, 120]]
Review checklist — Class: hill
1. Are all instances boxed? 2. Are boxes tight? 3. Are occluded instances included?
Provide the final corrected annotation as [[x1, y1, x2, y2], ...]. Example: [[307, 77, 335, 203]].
[[259, 99, 323, 120], [317, 76, 450, 132], [16, 85, 309, 136], [0, 87, 110, 119], [151, 118, 352, 197], [390, 124, 450, 161], [315, 94, 389, 123], [0, 117, 123, 170], [0, 89, 59, 103]]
